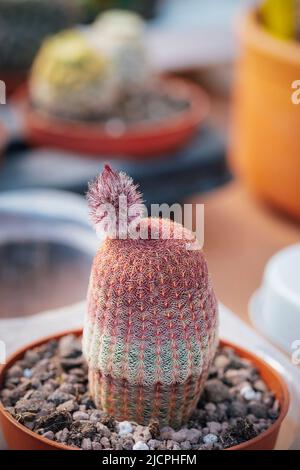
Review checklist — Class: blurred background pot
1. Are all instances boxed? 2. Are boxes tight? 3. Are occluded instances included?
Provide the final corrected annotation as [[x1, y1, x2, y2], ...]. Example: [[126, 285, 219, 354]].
[[0, 331, 290, 450], [230, 8, 300, 220], [18, 79, 210, 157]]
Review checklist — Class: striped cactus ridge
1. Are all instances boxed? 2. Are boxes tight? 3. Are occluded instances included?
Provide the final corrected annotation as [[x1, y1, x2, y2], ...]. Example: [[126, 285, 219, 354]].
[[83, 167, 219, 428]]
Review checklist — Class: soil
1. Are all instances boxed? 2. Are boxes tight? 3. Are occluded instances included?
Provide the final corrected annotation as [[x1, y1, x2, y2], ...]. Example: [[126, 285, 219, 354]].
[[33, 89, 190, 129], [0, 335, 280, 450]]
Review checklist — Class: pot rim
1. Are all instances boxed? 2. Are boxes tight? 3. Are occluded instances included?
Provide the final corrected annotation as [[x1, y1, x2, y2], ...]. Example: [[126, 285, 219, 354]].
[[237, 7, 300, 67], [13, 77, 210, 139], [0, 329, 290, 451]]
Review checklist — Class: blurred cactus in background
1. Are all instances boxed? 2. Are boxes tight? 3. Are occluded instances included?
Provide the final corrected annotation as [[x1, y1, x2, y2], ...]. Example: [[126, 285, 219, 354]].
[[29, 30, 120, 120], [29, 10, 152, 120], [0, 0, 81, 72], [81, 0, 158, 21], [88, 10, 150, 92], [83, 166, 219, 428]]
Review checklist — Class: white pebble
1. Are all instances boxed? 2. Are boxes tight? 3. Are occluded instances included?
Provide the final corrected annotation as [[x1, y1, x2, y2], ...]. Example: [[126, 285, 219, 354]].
[[118, 421, 133, 436], [240, 385, 257, 401], [133, 441, 149, 450], [203, 433, 218, 444], [23, 368, 32, 378]]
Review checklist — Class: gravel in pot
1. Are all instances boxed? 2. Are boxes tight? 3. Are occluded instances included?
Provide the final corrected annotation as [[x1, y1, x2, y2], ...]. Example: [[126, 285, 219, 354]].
[[0, 334, 281, 450]]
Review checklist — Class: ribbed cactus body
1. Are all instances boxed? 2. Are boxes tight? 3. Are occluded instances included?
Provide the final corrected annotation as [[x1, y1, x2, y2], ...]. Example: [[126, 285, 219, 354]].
[[83, 217, 218, 428]]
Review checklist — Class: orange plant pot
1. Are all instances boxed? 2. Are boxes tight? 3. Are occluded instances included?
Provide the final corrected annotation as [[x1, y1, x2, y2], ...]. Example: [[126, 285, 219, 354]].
[[15, 78, 209, 159], [0, 330, 289, 450], [230, 9, 300, 220]]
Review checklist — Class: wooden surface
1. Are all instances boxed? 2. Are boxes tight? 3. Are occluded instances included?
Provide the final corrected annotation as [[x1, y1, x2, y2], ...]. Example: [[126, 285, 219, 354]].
[[187, 182, 300, 323]]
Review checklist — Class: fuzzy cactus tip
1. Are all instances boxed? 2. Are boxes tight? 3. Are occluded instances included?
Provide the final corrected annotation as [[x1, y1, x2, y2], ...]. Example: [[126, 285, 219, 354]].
[[87, 165, 144, 238]]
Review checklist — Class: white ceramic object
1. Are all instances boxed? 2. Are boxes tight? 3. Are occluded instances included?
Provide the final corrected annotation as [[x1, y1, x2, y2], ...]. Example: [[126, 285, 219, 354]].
[[250, 245, 300, 354]]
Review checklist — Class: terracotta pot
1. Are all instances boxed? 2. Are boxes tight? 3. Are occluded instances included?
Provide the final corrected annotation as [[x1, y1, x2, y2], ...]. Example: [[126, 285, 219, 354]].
[[14, 78, 209, 158], [230, 9, 300, 220], [0, 329, 289, 450]]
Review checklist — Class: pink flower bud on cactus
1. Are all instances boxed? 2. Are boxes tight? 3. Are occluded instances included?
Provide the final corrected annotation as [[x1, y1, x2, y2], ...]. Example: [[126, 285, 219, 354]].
[[83, 166, 218, 428]]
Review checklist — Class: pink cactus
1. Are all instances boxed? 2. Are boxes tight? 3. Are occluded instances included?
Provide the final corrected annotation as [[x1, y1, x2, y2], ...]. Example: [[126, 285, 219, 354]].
[[83, 165, 218, 428]]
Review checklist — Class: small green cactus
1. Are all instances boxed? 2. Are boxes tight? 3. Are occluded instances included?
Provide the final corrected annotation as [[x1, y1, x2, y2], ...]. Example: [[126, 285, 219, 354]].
[[29, 10, 150, 119], [29, 30, 120, 120]]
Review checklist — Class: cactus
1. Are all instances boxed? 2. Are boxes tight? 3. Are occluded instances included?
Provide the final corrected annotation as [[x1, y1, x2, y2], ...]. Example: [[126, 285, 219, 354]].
[[88, 9, 150, 92], [29, 30, 121, 120], [83, 166, 219, 429], [29, 10, 150, 120], [0, 0, 80, 71]]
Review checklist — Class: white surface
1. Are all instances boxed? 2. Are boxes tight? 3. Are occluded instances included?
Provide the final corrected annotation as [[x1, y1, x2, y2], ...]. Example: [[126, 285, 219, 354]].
[[1, 303, 300, 449], [251, 244, 300, 354]]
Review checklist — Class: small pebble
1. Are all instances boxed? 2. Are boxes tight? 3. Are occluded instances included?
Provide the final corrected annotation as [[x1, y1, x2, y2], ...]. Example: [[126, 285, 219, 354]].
[[204, 379, 230, 402], [57, 399, 78, 413], [171, 429, 188, 443], [254, 380, 267, 392], [73, 411, 89, 421], [42, 431, 54, 440], [122, 438, 134, 450], [240, 385, 257, 401], [92, 441, 102, 450], [186, 428, 202, 443], [228, 401, 247, 418], [148, 439, 161, 450], [214, 355, 230, 369], [203, 433, 218, 444], [100, 436, 110, 449], [118, 421, 133, 436], [23, 369, 32, 379], [48, 390, 73, 405], [133, 441, 149, 450], [160, 426, 174, 440], [225, 369, 251, 386], [7, 365, 23, 378], [96, 422, 111, 437], [82, 438, 92, 450], [180, 440, 192, 450], [248, 402, 268, 419], [207, 421, 222, 434]]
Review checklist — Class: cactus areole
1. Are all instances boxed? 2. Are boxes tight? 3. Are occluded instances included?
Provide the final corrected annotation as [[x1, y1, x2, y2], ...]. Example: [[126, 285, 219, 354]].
[[83, 165, 218, 428]]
